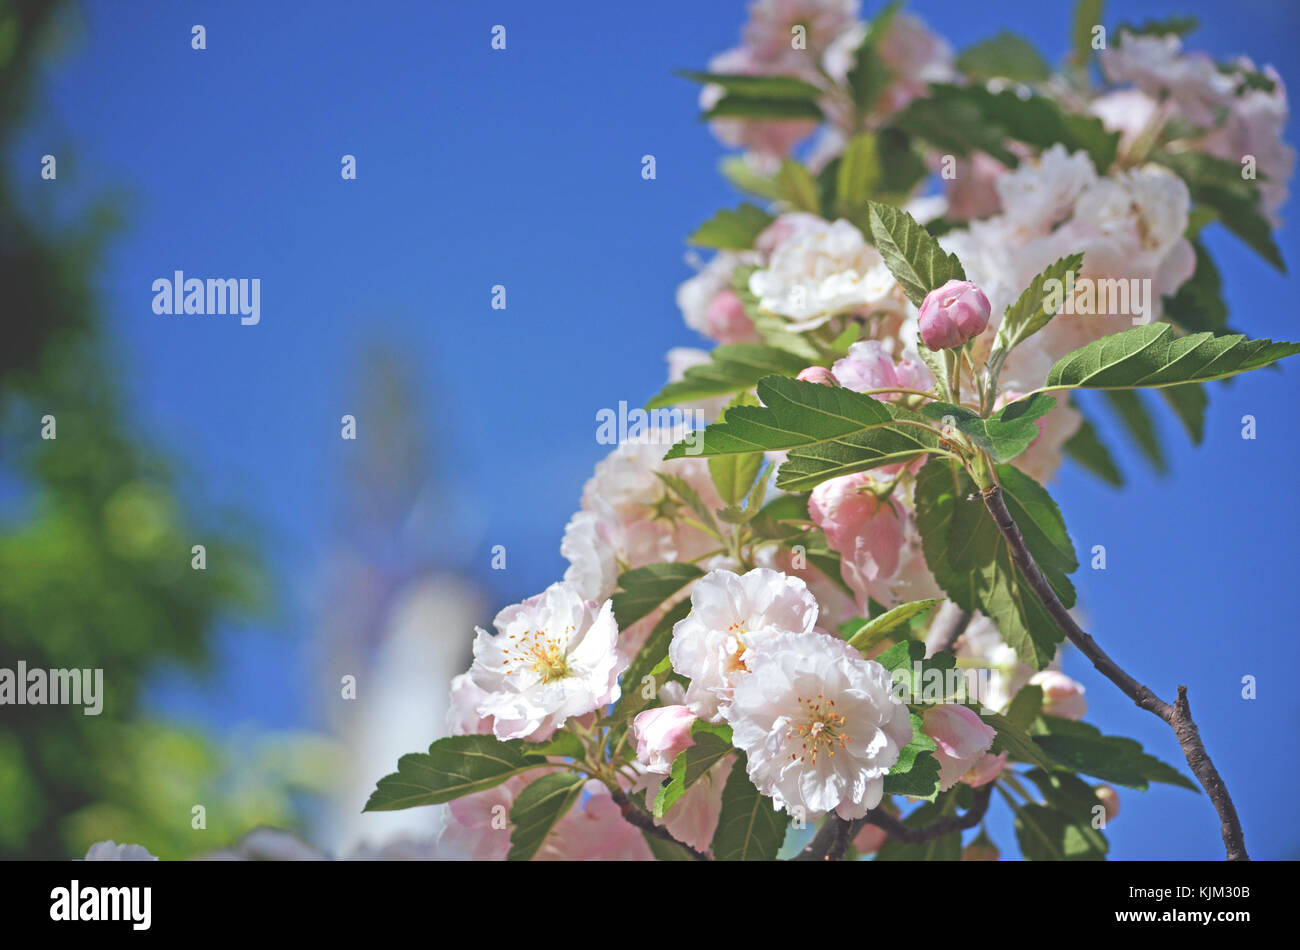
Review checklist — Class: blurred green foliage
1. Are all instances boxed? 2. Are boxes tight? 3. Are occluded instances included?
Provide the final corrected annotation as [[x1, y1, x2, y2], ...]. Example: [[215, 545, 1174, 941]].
[[0, 0, 331, 859]]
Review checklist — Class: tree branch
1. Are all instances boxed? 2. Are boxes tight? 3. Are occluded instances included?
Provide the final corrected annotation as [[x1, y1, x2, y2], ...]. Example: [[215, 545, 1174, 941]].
[[981, 484, 1249, 861], [794, 784, 993, 860], [861, 782, 993, 844], [609, 789, 711, 861]]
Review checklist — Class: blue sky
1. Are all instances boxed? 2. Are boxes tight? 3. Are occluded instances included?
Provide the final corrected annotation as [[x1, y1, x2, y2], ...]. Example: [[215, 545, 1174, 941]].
[[14, 0, 1300, 858]]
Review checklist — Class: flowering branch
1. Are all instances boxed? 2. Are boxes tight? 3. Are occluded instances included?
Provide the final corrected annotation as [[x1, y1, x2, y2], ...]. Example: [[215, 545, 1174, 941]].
[[609, 788, 711, 861], [980, 483, 1250, 861]]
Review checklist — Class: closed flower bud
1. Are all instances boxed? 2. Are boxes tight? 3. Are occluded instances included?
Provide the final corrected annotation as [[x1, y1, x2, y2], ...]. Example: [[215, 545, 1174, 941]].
[[1096, 784, 1121, 821], [632, 704, 697, 774], [918, 279, 991, 350], [797, 365, 838, 386], [1030, 670, 1088, 720]]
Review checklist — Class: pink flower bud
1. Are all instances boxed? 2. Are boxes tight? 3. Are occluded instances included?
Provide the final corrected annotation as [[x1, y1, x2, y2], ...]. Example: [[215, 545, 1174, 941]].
[[632, 705, 697, 774], [1096, 784, 1120, 821], [918, 279, 991, 350], [797, 365, 837, 386], [1030, 670, 1088, 721], [705, 289, 759, 344], [923, 704, 996, 791]]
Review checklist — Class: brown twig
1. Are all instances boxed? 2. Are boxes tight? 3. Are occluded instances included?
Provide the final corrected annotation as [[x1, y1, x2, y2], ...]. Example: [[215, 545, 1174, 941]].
[[610, 789, 711, 861], [981, 484, 1249, 861], [794, 784, 993, 860], [861, 783, 992, 844]]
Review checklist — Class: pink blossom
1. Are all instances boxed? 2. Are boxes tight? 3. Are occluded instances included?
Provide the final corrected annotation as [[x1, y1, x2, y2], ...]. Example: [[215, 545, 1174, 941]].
[[809, 473, 909, 611], [1031, 670, 1088, 720], [918, 279, 991, 350], [633, 705, 698, 774], [538, 783, 654, 861], [923, 704, 997, 791], [962, 750, 1007, 788]]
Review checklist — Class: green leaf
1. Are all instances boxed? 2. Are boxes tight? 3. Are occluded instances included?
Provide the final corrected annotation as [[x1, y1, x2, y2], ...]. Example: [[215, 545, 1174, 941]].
[[956, 32, 1051, 82], [646, 343, 808, 410], [664, 376, 941, 493], [654, 725, 734, 818], [900, 85, 1118, 173], [875, 126, 929, 197], [1004, 684, 1043, 731], [892, 92, 1020, 168], [1163, 240, 1228, 333], [883, 712, 941, 799], [914, 460, 1076, 669], [980, 710, 1055, 770], [507, 771, 586, 861], [1160, 382, 1208, 444], [687, 204, 775, 250], [874, 640, 969, 703], [776, 160, 821, 214], [643, 833, 697, 861], [527, 731, 585, 760], [1033, 719, 1198, 791], [1104, 389, 1167, 474], [677, 71, 825, 101], [1070, 0, 1105, 67], [1115, 16, 1198, 37], [846, 598, 943, 654], [992, 255, 1085, 360], [721, 156, 782, 201], [1062, 411, 1124, 487], [1153, 150, 1285, 272], [703, 96, 823, 122], [1018, 769, 1111, 860], [710, 756, 789, 861], [611, 562, 704, 632], [1042, 323, 1300, 390], [708, 394, 765, 505], [922, 393, 1057, 464], [363, 735, 548, 811], [654, 471, 720, 536], [846, 0, 901, 116], [1014, 802, 1107, 861], [866, 201, 967, 308], [835, 133, 882, 226]]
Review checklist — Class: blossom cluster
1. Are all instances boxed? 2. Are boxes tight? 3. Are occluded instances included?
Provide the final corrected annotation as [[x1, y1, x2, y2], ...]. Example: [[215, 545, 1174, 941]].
[[417, 0, 1290, 862]]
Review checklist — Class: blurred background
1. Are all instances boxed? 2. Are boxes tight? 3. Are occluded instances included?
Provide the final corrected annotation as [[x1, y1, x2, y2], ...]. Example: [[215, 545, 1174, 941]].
[[0, 0, 1296, 859]]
